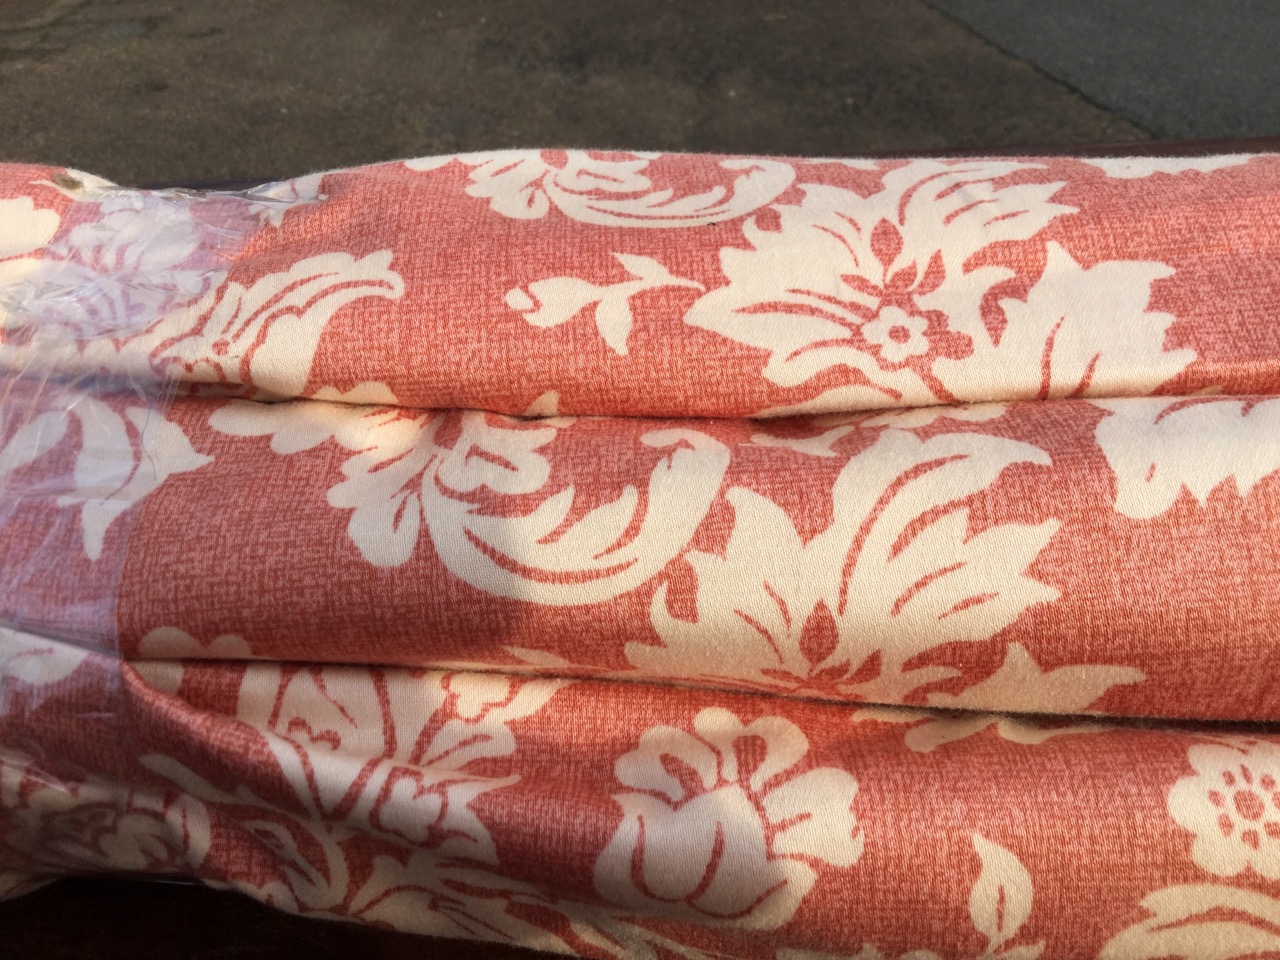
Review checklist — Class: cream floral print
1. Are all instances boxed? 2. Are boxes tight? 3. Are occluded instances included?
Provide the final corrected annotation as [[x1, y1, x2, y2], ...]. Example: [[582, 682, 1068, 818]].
[[210, 400, 731, 605], [1094, 397, 1280, 520], [405, 150, 796, 226], [773, 835, 1043, 960], [634, 427, 1067, 704], [0, 193, 59, 298], [0, 749, 209, 877], [0, 388, 210, 561], [1083, 155, 1255, 179], [1100, 885, 1280, 959], [1101, 739, 1280, 959], [1168, 739, 1280, 880], [139, 666, 571, 949], [682, 159, 1192, 414], [505, 253, 703, 355], [0, 179, 396, 401], [594, 707, 862, 929]]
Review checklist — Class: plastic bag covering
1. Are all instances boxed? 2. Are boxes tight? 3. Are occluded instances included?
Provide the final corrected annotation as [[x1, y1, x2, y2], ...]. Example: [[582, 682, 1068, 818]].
[[0, 169, 320, 645], [6, 152, 1280, 960]]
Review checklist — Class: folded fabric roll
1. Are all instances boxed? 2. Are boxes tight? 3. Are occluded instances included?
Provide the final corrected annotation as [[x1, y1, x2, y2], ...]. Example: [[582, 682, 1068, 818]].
[[5, 150, 1280, 959], [3, 151, 1280, 417], [5, 628, 1280, 960], [7, 389, 1280, 722]]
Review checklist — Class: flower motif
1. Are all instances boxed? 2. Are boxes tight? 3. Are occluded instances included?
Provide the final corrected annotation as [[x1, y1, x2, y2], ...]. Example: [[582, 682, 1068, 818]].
[[1169, 740, 1280, 879], [594, 707, 862, 929], [137, 667, 567, 946], [636, 428, 1062, 705], [406, 150, 795, 227], [0, 751, 208, 877], [860, 306, 930, 366], [684, 159, 1192, 415], [232, 665, 562, 862]]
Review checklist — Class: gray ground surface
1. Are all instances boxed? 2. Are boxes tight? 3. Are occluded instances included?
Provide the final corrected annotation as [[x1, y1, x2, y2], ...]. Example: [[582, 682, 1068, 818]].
[[926, 0, 1280, 140], [0, 0, 1149, 185]]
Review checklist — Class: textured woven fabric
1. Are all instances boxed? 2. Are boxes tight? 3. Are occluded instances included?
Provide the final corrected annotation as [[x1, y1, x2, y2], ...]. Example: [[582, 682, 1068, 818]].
[[4, 150, 1280, 958]]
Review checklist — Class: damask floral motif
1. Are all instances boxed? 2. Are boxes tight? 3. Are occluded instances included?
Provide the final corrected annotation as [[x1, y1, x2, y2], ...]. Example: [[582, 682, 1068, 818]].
[[0, 748, 209, 878], [594, 707, 862, 929], [8, 148, 1280, 959], [0, 181, 391, 402], [0, 386, 210, 561], [505, 253, 703, 355], [1168, 740, 1280, 880], [634, 428, 1064, 705], [683, 159, 1192, 414], [1083, 155, 1255, 179], [1094, 397, 1280, 520], [138, 666, 569, 946], [405, 150, 796, 227], [4, 187, 265, 346], [1100, 885, 1280, 959], [151, 252, 404, 398], [0, 194, 59, 297], [211, 401, 731, 605]]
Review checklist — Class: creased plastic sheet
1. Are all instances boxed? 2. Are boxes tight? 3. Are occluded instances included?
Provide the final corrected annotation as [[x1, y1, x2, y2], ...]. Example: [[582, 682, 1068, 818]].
[[5, 152, 1280, 959]]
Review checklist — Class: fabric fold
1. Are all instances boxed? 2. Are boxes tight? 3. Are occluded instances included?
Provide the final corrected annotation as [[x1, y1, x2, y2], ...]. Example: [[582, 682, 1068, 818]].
[[5, 151, 1280, 418], [7, 150, 1280, 958], [4, 390, 1279, 722], [4, 630, 1280, 960]]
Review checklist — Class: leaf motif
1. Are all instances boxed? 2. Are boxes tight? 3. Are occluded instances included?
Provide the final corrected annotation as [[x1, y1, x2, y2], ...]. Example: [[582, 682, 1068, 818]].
[[969, 834, 1034, 952], [507, 253, 702, 355], [424, 427, 730, 605], [829, 430, 1059, 691], [454, 150, 794, 227], [55, 398, 211, 561], [156, 251, 405, 398], [1099, 885, 1280, 960], [933, 243, 1192, 402], [637, 427, 1056, 705], [1094, 396, 1280, 520], [0, 409, 68, 481], [925, 643, 1144, 716]]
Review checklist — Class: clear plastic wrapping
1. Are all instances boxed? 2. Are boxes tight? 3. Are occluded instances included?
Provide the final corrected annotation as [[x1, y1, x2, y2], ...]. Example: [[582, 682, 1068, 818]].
[[0, 175, 318, 648]]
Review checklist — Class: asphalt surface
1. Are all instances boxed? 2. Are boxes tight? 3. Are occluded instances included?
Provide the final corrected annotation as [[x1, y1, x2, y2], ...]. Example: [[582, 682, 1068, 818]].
[[926, 0, 1280, 140], [0, 0, 1149, 185]]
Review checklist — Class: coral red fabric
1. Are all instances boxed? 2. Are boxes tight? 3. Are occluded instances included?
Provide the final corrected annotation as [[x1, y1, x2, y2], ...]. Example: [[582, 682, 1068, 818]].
[[4, 151, 1280, 958]]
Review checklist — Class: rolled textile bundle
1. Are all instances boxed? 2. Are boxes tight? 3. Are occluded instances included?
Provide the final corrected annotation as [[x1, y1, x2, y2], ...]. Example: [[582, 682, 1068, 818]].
[[4, 151, 1280, 958], [6, 389, 1280, 722], [3, 151, 1280, 418], [4, 628, 1280, 960]]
